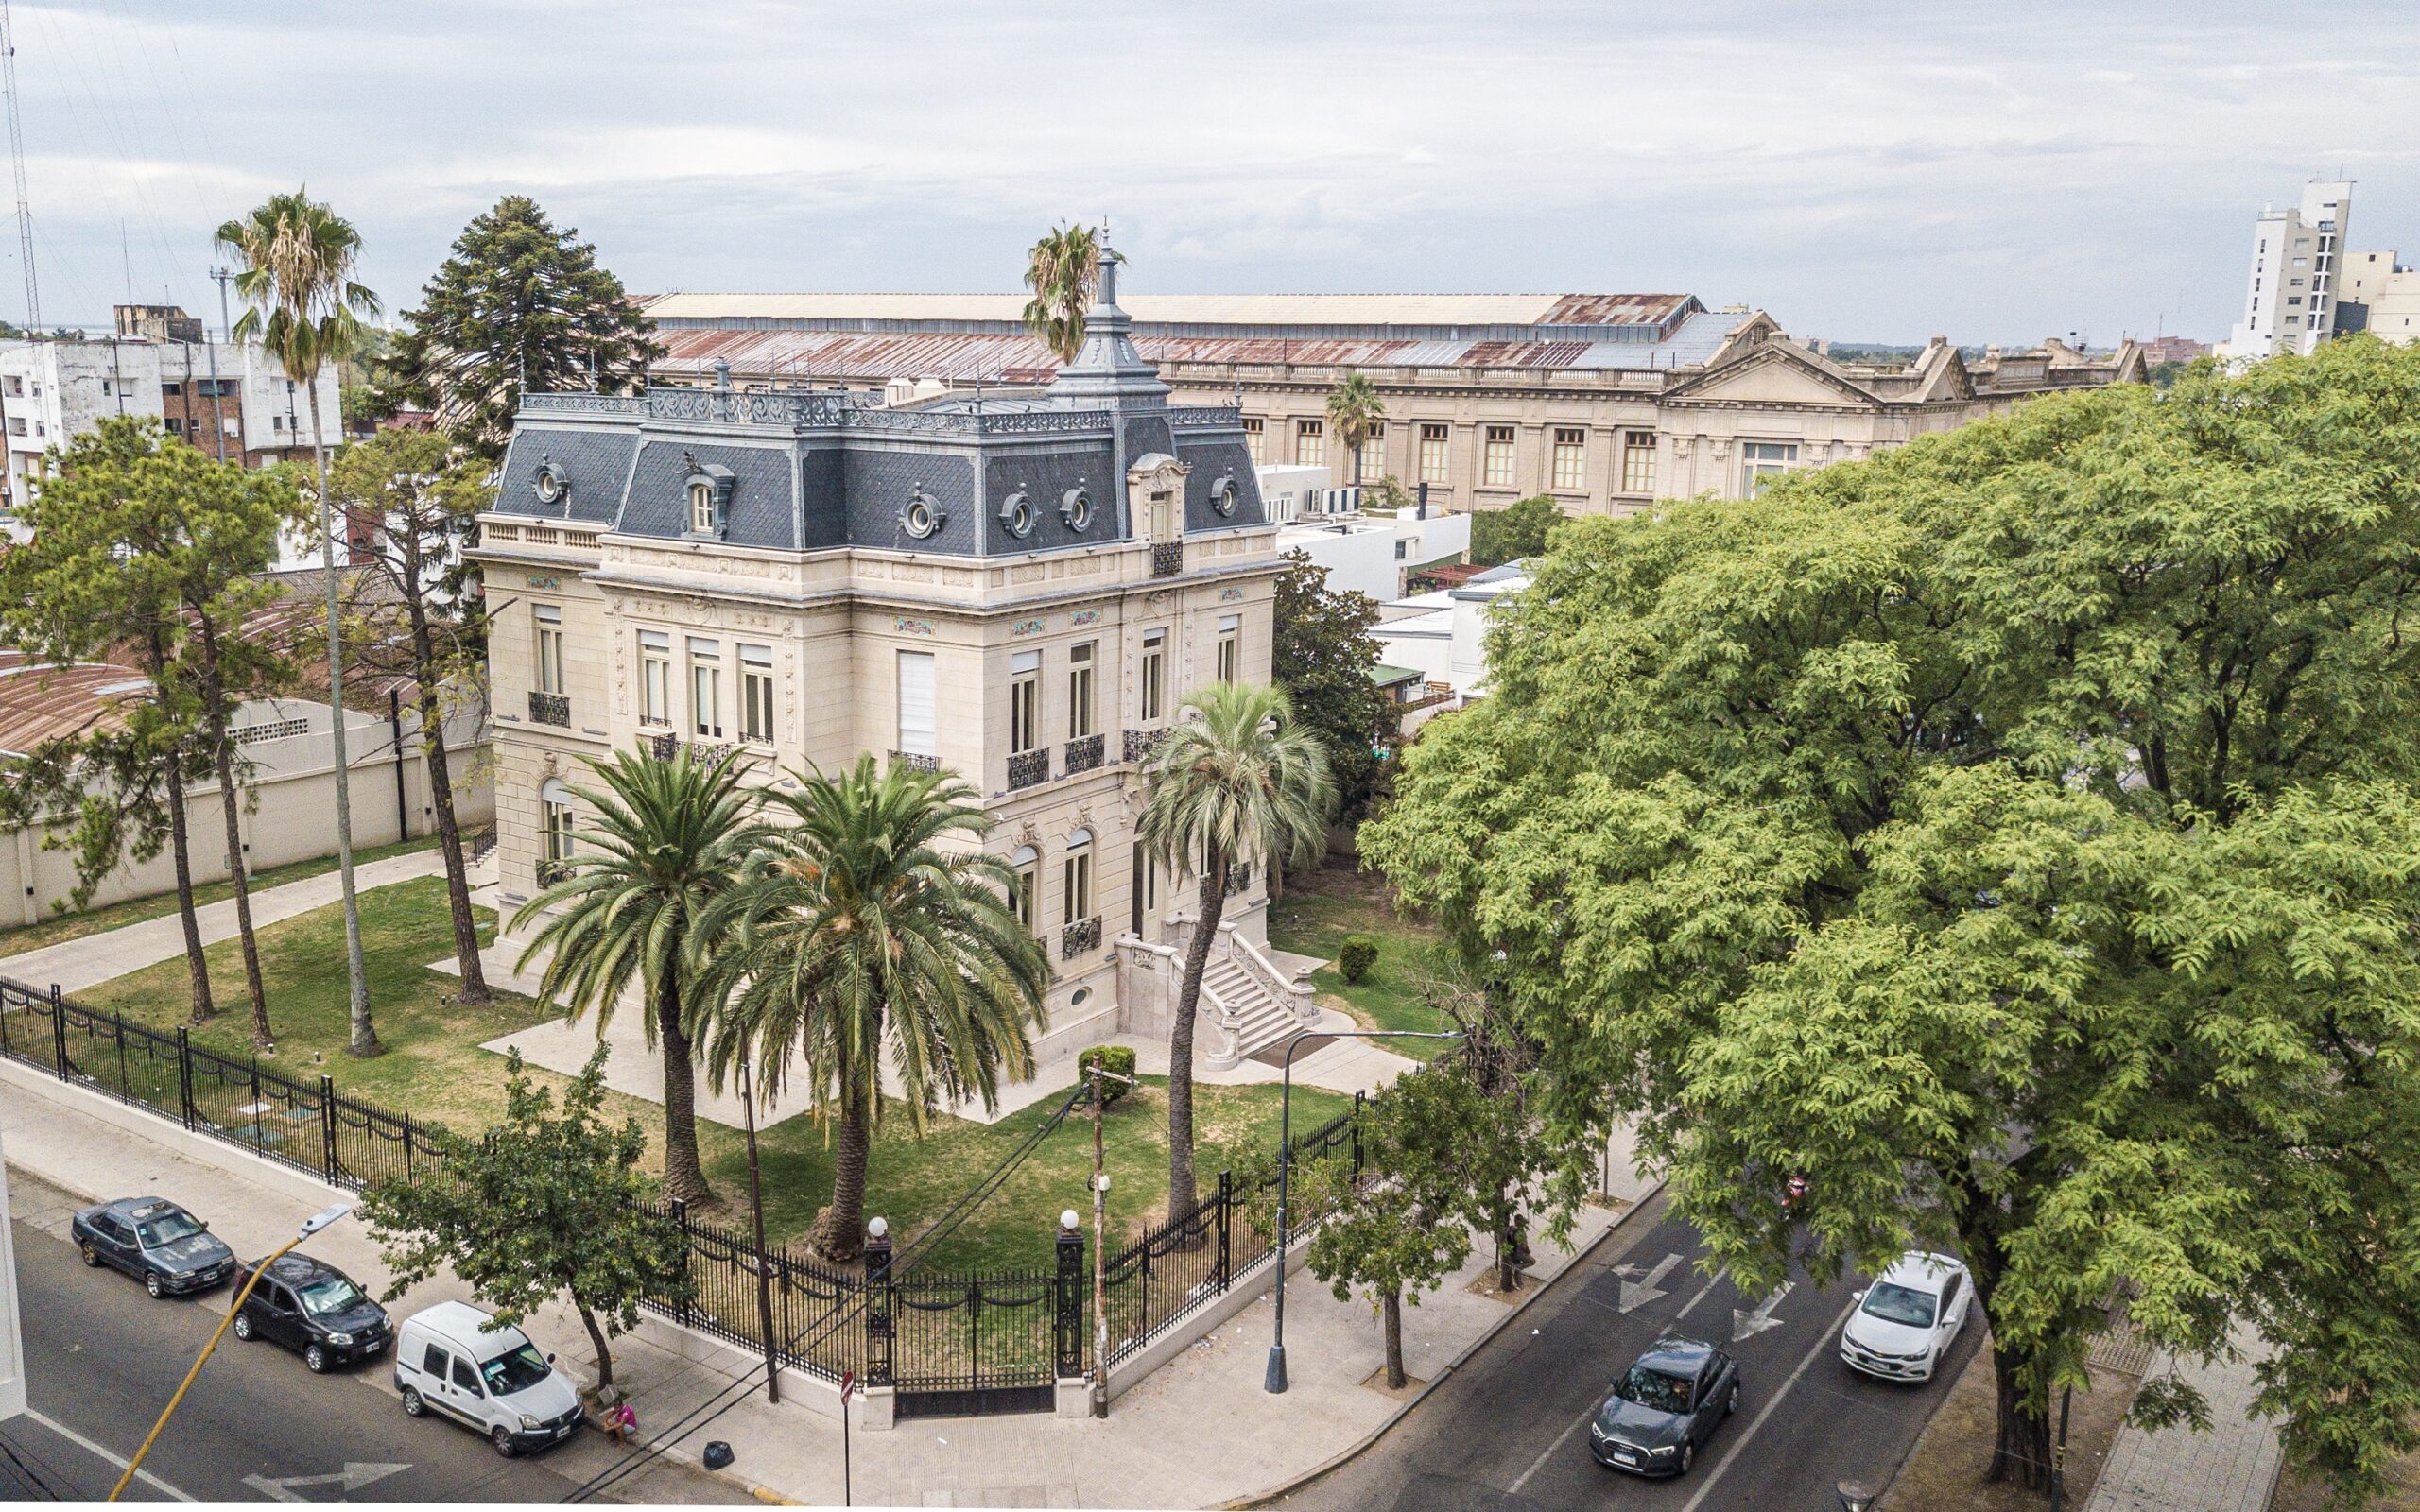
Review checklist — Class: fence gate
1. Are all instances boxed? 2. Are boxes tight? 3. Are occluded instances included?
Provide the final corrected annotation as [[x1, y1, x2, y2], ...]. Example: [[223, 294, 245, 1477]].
[[887, 1263, 1068, 1419]]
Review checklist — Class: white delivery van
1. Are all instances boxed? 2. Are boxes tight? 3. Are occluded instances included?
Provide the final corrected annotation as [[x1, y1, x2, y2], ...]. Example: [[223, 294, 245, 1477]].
[[392, 1300, 585, 1456]]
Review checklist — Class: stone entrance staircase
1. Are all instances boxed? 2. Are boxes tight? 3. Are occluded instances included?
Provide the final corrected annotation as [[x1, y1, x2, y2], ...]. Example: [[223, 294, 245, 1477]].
[[1196, 923, 1322, 1071]]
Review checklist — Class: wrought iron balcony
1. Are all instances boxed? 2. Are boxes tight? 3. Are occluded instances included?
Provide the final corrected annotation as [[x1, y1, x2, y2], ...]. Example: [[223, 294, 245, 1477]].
[[535, 857, 575, 888], [1224, 862, 1253, 898], [527, 691, 570, 728], [1063, 733, 1103, 775], [1007, 748, 1050, 791], [1123, 727, 1169, 765], [1061, 916, 1101, 959], [890, 749, 942, 774], [647, 732, 679, 761], [1151, 541, 1184, 577]]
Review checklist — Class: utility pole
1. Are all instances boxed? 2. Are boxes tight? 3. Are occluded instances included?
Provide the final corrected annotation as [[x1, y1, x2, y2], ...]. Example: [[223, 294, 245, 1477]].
[[205, 267, 232, 461], [0, 0, 38, 335]]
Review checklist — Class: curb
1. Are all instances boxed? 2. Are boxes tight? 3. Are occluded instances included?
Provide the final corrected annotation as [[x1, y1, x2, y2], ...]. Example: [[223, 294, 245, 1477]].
[[1220, 1178, 1669, 1510]]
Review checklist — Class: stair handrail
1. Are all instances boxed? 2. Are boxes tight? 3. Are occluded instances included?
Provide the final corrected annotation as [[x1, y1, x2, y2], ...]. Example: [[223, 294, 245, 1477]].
[[1225, 924, 1320, 1024]]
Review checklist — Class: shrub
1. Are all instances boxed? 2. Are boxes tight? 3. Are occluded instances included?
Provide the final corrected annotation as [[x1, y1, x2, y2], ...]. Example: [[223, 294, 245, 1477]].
[[1338, 934, 1380, 984], [1078, 1043, 1137, 1108]]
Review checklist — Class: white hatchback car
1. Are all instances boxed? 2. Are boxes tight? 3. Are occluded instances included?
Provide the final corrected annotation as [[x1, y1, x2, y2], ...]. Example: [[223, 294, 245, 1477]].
[[1840, 1251, 1973, 1383]]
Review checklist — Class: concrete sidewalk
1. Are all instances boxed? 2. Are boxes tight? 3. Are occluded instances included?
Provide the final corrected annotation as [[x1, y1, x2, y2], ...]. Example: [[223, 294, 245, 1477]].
[[0, 848, 449, 994], [2082, 1323, 2282, 1512], [2, 1057, 1660, 1509]]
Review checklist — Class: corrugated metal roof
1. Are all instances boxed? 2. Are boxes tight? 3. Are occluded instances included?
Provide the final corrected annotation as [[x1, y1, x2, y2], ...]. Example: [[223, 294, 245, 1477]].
[[645, 292, 1690, 328], [0, 651, 147, 752]]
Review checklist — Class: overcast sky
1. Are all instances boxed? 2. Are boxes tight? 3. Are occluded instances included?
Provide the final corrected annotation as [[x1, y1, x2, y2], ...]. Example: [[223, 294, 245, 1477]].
[[15, 1, 2419, 345]]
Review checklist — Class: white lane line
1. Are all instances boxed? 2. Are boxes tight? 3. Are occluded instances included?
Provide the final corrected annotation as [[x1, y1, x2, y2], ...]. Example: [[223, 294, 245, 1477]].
[[21, 1407, 198, 1502], [1507, 1263, 1733, 1495], [1677, 1290, 1865, 1512]]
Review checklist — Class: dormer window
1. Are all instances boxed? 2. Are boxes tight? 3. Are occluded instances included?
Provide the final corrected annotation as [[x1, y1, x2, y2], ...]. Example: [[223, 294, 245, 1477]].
[[900, 485, 945, 540], [997, 488, 1036, 540], [1061, 487, 1095, 533], [682, 458, 736, 537], [533, 458, 570, 508], [1208, 472, 1239, 517]]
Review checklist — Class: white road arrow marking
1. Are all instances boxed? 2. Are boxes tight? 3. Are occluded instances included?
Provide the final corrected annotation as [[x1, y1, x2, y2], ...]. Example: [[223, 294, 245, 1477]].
[[1732, 1280, 1795, 1341], [1617, 1252, 1684, 1313], [240, 1463, 410, 1502]]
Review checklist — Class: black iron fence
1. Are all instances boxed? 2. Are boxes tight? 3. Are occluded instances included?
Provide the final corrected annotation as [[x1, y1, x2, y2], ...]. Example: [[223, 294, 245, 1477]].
[[0, 975, 1376, 1415]]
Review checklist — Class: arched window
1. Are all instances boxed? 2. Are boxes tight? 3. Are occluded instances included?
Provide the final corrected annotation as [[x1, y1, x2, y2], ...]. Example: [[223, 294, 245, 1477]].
[[1063, 829, 1093, 925], [539, 778, 576, 878], [1010, 845, 1040, 934], [688, 479, 716, 533]]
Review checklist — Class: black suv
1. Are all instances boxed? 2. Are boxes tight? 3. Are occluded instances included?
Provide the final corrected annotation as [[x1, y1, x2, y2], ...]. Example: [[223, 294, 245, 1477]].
[[231, 1253, 393, 1373], [70, 1197, 236, 1297]]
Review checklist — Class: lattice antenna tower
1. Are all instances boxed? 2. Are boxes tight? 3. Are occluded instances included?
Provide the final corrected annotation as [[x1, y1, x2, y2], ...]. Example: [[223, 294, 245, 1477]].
[[0, 0, 36, 334]]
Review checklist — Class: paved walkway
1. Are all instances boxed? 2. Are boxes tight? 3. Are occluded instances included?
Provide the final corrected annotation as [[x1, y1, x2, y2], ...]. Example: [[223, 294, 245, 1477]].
[[2083, 1322, 2282, 1512], [0, 849, 450, 994], [1, 1060, 1661, 1509]]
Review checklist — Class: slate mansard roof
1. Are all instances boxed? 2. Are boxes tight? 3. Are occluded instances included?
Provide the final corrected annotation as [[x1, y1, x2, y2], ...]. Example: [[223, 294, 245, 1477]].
[[493, 253, 1266, 558]]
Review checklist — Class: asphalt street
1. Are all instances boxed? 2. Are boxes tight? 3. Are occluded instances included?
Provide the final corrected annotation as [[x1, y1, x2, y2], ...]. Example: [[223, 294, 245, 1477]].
[[1, 1171, 744, 1504], [1278, 1190, 1985, 1512]]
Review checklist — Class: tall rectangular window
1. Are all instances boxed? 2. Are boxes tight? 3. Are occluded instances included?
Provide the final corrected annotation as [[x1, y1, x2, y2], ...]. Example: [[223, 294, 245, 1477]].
[[1068, 641, 1096, 739], [1063, 843, 1093, 924], [1418, 423, 1449, 483], [1131, 842, 1158, 935], [1294, 419, 1323, 467], [1551, 428, 1585, 490], [897, 650, 936, 757], [533, 605, 564, 695], [543, 793, 575, 863], [1242, 417, 1264, 464], [1621, 431, 1656, 493], [1139, 628, 1166, 723], [639, 630, 672, 726], [1009, 649, 1041, 755], [688, 637, 722, 738], [740, 644, 775, 747], [1011, 851, 1038, 933], [1358, 423, 1384, 483], [1741, 441, 1799, 499], [1216, 613, 1241, 683], [1483, 426, 1515, 487]]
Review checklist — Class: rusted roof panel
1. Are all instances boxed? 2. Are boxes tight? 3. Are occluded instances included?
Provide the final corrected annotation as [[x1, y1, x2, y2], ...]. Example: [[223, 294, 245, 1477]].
[[0, 651, 147, 752], [1539, 294, 1693, 326]]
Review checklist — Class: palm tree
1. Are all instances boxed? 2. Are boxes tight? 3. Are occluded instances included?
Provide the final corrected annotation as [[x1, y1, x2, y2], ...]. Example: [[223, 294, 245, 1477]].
[[1137, 682, 1334, 1223], [216, 190, 383, 1057], [1022, 222, 1100, 369], [693, 757, 1047, 1263], [511, 745, 770, 1205], [1325, 373, 1385, 487]]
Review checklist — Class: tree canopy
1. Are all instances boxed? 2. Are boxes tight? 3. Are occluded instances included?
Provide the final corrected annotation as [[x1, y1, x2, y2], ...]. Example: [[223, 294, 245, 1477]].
[[1271, 550, 1394, 819], [1467, 493, 1562, 567], [1361, 336, 2420, 1502], [383, 195, 663, 457]]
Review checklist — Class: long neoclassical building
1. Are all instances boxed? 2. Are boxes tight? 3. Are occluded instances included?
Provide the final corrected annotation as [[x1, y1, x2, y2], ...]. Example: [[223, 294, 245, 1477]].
[[473, 255, 1322, 1084], [641, 290, 2148, 517]]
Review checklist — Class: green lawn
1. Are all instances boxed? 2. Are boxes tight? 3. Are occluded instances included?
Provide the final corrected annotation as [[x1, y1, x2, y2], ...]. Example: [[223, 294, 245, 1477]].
[[61, 872, 1349, 1274], [1269, 862, 1456, 1059], [0, 834, 443, 958]]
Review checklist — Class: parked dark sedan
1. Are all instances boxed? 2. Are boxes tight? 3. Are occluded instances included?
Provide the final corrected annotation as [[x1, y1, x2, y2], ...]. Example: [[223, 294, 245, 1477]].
[[1590, 1334, 1742, 1478], [230, 1253, 393, 1373], [70, 1197, 236, 1297]]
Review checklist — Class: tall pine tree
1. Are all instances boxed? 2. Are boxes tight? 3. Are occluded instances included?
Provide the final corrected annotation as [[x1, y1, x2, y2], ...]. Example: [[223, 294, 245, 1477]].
[[382, 197, 663, 457]]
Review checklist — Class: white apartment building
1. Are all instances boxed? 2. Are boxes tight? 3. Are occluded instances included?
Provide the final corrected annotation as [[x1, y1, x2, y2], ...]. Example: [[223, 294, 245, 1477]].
[[2341, 249, 2420, 346], [0, 309, 341, 567], [2221, 180, 2355, 360]]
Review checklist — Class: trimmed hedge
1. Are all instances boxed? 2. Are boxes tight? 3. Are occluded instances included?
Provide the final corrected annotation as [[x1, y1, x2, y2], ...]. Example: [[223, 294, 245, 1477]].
[[1338, 934, 1380, 985], [1078, 1043, 1137, 1108]]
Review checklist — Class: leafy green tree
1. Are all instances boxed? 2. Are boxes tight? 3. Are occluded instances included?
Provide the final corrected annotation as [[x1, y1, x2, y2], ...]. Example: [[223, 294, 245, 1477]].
[[382, 197, 662, 459], [1271, 550, 1392, 822], [1138, 682, 1334, 1223], [328, 431, 493, 1004], [360, 1044, 689, 1395], [1022, 222, 1098, 367], [1363, 336, 2420, 1501], [1325, 373, 1386, 486], [0, 419, 285, 1029], [218, 189, 384, 1056], [513, 746, 769, 1206], [1466, 492, 1562, 567], [693, 757, 1047, 1262]]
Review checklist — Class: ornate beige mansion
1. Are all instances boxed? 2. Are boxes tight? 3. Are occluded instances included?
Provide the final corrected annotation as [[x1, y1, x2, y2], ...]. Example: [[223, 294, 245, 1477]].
[[642, 291, 2148, 517], [474, 258, 1322, 1091]]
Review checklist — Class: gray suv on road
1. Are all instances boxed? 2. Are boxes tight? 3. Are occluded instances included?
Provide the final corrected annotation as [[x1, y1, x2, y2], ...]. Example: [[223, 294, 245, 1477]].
[[71, 1197, 236, 1297]]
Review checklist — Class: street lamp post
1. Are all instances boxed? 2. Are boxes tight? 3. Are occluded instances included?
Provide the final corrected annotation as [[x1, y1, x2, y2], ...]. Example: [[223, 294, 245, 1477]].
[[111, 1202, 354, 1501], [1265, 1028, 1462, 1396]]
